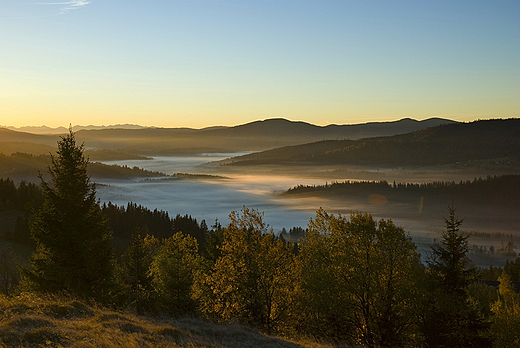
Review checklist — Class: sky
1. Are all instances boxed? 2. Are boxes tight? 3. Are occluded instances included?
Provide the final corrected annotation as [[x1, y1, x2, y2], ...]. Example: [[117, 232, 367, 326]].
[[1, 0, 519, 128]]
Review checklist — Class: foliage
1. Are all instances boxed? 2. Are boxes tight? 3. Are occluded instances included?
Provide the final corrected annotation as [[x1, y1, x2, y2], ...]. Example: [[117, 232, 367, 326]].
[[21, 130, 113, 298], [503, 257, 520, 282], [203, 219, 224, 262], [103, 202, 174, 240], [196, 207, 297, 334], [285, 175, 520, 211], [428, 206, 472, 295], [172, 214, 208, 250], [491, 273, 520, 347], [115, 230, 160, 312], [297, 209, 422, 347], [4, 216, 34, 246], [102, 202, 209, 250], [149, 232, 203, 316]]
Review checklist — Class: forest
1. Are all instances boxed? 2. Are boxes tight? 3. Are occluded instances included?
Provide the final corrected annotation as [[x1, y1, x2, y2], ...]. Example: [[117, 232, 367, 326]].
[[1, 132, 520, 348], [284, 175, 520, 208]]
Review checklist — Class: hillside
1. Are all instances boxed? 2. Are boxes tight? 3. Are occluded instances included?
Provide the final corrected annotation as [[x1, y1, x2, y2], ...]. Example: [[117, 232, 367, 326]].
[[0, 153, 165, 181], [0, 294, 311, 348], [1, 118, 455, 155], [222, 119, 520, 167]]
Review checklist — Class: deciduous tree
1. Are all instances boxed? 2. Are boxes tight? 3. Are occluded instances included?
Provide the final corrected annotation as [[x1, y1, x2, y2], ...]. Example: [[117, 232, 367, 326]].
[[491, 273, 520, 347], [196, 207, 297, 334], [298, 209, 422, 347]]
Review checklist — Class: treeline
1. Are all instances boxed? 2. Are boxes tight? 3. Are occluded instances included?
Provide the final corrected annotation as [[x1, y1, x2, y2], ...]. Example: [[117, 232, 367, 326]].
[[0, 178, 43, 245], [0, 152, 164, 180], [102, 201, 209, 249], [0, 178, 43, 212], [0, 179, 208, 251], [286, 175, 520, 206]]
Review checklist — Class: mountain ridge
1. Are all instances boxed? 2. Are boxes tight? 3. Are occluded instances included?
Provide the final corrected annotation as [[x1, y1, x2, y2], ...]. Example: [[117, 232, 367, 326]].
[[1, 117, 457, 155], [222, 118, 520, 167]]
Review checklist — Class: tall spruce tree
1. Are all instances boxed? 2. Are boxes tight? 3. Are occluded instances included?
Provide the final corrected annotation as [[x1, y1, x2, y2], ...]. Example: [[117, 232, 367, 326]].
[[22, 129, 113, 297], [422, 205, 490, 347]]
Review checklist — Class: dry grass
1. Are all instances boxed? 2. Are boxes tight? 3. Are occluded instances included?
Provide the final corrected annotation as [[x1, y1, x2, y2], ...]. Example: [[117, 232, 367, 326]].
[[0, 293, 332, 348]]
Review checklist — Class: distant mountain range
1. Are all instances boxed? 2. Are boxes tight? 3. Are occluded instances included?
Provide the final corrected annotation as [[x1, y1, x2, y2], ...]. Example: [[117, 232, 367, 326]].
[[0, 117, 457, 155], [222, 119, 520, 167], [5, 124, 151, 134]]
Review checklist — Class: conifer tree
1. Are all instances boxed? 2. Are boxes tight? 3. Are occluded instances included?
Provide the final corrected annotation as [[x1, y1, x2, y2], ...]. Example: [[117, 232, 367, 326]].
[[429, 205, 471, 295], [22, 130, 113, 297], [422, 205, 490, 347]]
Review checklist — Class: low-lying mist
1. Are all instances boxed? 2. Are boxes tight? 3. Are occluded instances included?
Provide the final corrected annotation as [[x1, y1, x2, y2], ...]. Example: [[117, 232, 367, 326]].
[[95, 154, 520, 267]]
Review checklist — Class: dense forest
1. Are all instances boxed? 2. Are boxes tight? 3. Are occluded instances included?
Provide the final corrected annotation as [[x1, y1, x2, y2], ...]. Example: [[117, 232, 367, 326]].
[[285, 175, 520, 208], [1, 131, 520, 347]]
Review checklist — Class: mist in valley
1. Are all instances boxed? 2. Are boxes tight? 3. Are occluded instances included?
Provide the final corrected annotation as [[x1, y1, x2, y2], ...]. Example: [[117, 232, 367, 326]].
[[95, 154, 520, 267]]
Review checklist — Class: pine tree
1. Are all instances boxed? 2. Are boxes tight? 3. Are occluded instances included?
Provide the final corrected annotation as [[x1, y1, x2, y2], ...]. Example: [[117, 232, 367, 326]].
[[429, 205, 471, 296], [22, 130, 113, 297], [422, 205, 490, 347]]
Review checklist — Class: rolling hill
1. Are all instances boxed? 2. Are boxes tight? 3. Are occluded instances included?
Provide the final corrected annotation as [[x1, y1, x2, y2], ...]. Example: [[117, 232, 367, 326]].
[[221, 119, 520, 167], [1, 118, 455, 156]]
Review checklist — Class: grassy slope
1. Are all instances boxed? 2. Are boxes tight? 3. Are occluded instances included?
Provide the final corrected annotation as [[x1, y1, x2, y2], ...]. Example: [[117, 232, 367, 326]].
[[0, 294, 323, 348]]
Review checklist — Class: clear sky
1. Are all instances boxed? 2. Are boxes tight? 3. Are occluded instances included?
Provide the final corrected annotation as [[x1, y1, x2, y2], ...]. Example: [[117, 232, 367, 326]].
[[1, 0, 519, 128]]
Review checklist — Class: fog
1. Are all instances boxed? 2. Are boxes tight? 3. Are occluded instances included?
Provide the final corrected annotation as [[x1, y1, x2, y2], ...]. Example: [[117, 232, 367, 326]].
[[95, 154, 519, 267], [96, 154, 324, 232]]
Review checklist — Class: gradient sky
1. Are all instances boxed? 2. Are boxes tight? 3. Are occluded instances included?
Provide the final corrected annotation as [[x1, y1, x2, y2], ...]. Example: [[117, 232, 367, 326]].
[[1, 0, 519, 128]]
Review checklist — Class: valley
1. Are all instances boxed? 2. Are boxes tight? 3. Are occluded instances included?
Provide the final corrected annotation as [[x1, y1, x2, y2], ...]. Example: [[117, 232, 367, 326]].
[[2, 118, 520, 267]]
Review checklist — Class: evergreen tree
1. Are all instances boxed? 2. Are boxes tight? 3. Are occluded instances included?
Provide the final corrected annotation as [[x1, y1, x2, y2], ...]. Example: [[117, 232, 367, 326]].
[[149, 232, 202, 315], [116, 229, 159, 311], [428, 205, 471, 295], [22, 130, 113, 297], [422, 205, 490, 347]]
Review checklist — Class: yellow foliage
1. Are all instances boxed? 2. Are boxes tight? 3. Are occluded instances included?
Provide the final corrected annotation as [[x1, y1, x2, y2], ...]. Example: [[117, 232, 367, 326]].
[[491, 273, 520, 348]]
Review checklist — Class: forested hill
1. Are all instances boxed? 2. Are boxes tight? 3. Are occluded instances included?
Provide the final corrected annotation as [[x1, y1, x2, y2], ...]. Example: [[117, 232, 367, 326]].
[[0, 153, 164, 181], [1, 117, 455, 155], [223, 118, 520, 166]]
